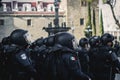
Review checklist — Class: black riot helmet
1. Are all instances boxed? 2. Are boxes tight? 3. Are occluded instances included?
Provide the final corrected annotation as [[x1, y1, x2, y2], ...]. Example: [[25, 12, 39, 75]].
[[1, 36, 11, 45], [43, 35, 55, 47], [79, 38, 88, 48], [54, 32, 78, 50], [33, 37, 44, 47], [89, 36, 100, 47], [101, 33, 114, 45], [10, 29, 31, 46]]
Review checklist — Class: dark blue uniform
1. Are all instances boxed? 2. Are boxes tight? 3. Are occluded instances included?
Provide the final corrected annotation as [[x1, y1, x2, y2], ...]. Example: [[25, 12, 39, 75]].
[[77, 47, 89, 75], [89, 45, 120, 80], [42, 44, 90, 80], [0, 44, 36, 80]]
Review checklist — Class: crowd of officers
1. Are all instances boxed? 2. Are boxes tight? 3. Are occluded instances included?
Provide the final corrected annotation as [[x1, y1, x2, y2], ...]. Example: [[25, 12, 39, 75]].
[[0, 29, 120, 80]]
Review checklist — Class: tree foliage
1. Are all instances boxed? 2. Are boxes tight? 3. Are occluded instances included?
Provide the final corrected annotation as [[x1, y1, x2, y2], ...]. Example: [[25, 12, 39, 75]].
[[84, 2, 92, 38], [99, 10, 104, 35], [87, 0, 93, 3], [92, 9, 96, 35], [102, 0, 107, 3]]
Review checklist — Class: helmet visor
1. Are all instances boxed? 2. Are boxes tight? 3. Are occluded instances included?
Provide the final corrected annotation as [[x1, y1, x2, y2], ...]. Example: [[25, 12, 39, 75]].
[[23, 32, 33, 44], [72, 39, 79, 50]]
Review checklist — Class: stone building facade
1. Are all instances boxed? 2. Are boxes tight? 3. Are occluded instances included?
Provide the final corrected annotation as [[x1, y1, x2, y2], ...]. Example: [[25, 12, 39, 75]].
[[0, 0, 99, 41], [0, 0, 67, 41], [67, 0, 99, 39]]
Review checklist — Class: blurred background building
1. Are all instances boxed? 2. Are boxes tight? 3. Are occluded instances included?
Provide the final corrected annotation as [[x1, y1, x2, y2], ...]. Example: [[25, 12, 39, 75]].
[[0, 0, 100, 41], [0, 0, 67, 41], [1, 0, 120, 41]]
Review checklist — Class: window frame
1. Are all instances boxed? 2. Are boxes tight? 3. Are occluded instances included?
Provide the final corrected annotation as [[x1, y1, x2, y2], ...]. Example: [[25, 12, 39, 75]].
[[81, 0, 87, 6], [0, 19, 4, 26], [80, 18, 84, 25], [27, 19, 32, 26]]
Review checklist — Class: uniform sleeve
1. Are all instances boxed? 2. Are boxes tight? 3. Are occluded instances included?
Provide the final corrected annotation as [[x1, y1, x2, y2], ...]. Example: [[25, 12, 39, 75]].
[[15, 50, 36, 72], [109, 50, 120, 72], [62, 53, 90, 80]]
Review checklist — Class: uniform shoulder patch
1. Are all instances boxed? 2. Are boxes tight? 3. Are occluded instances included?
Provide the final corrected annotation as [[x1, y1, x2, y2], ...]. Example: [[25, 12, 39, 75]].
[[109, 50, 112, 54], [70, 56, 76, 61], [21, 54, 27, 60]]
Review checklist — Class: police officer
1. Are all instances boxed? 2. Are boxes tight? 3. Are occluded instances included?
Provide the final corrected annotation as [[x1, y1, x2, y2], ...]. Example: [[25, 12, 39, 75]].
[[89, 33, 120, 80], [0, 42, 4, 80], [30, 37, 48, 80], [42, 32, 91, 80], [30, 35, 55, 80], [88, 36, 101, 80], [0, 36, 14, 80], [89, 36, 101, 48], [0, 29, 36, 80], [114, 40, 120, 56], [78, 38, 90, 75]]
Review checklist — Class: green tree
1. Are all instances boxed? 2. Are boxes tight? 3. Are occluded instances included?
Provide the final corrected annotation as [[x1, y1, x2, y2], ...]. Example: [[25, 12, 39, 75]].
[[87, 0, 93, 2], [102, 0, 107, 3], [84, 1, 92, 38], [99, 10, 104, 35], [92, 9, 96, 36]]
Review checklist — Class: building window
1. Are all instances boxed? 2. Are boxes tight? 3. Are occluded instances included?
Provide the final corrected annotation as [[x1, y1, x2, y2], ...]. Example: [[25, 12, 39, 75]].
[[38, 1, 40, 4], [18, 7, 22, 11], [81, 1, 87, 6], [13, 1, 17, 9], [44, 7, 47, 12], [80, 18, 84, 25], [25, 6, 27, 11], [114, 36, 117, 40], [51, 6, 53, 11], [7, 7, 11, 11], [0, 19, 4, 25], [31, 7, 36, 11], [27, 19, 31, 26]]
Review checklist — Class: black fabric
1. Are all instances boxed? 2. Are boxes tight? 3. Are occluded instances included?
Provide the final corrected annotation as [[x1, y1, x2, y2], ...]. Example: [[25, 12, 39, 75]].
[[42, 44, 90, 80], [42, 45, 70, 80], [79, 38, 88, 47], [89, 45, 120, 80], [77, 47, 89, 75], [0, 44, 36, 80]]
